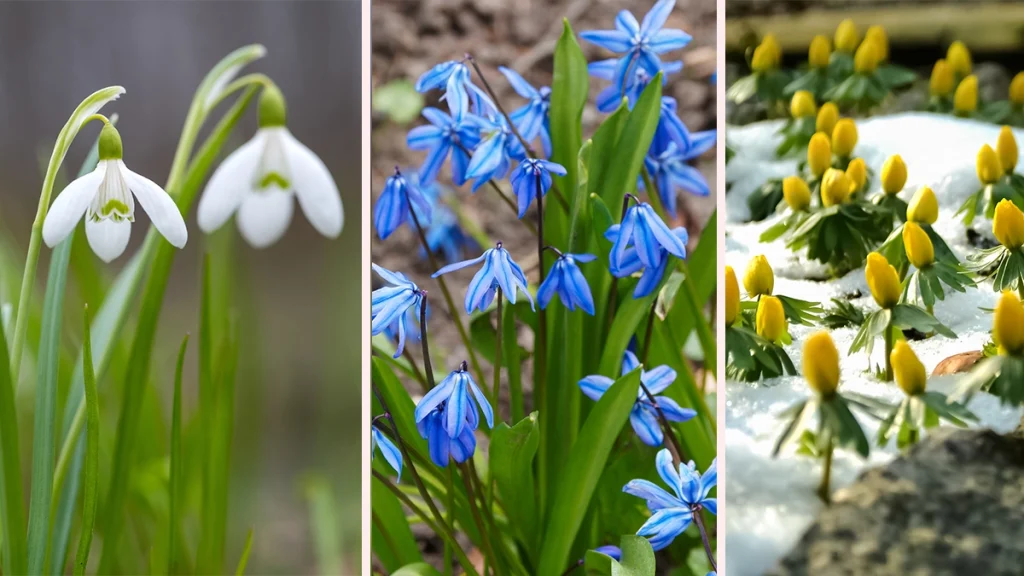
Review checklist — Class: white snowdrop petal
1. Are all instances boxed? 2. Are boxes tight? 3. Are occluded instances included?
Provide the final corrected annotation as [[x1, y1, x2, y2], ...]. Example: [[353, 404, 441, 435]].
[[85, 217, 131, 262], [120, 162, 188, 248], [236, 187, 294, 248], [197, 132, 264, 233], [42, 164, 106, 248], [281, 130, 344, 238]]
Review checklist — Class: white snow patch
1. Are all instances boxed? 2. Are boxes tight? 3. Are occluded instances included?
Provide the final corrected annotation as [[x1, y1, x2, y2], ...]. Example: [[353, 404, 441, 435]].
[[725, 113, 1024, 576]]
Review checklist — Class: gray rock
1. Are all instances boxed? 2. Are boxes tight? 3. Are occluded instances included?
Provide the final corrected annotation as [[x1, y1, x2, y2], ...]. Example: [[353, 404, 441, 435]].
[[769, 427, 1024, 576]]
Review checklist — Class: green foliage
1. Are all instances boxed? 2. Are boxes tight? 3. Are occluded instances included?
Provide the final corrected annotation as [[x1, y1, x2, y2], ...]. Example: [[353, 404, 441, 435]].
[[372, 79, 425, 124]]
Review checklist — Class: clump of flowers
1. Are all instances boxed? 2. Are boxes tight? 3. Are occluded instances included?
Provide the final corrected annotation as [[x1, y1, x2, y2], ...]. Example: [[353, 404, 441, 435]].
[[725, 265, 796, 381], [957, 291, 1024, 406], [727, 33, 791, 112]]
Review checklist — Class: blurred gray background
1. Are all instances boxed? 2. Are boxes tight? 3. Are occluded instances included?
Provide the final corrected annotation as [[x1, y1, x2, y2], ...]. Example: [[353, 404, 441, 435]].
[[0, 1, 362, 573]]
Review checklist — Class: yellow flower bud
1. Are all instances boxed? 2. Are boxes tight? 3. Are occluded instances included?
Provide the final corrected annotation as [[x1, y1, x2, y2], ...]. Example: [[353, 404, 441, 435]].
[[903, 222, 934, 269], [929, 59, 954, 97], [831, 118, 858, 158], [993, 199, 1024, 250], [891, 341, 926, 396], [846, 157, 867, 194], [807, 132, 832, 178], [907, 186, 939, 225], [1010, 72, 1024, 106], [756, 295, 787, 343], [946, 41, 972, 76], [751, 43, 776, 73], [790, 90, 817, 118], [853, 40, 878, 74], [834, 19, 860, 54], [821, 168, 852, 207], [994, 291, 1024, 356], [865, 26, 889, 62], [997, 126, 1018, 175], [803, 331, 840, 396], [809, 35, 831, 69], [881, 154, 908, 195], [866, 252, 900, 309], [954, 75, 978, 114], [743, 254, 775, 297], [783, 176, 812, 211], [816, 102, 839, 136], [725, 265, 740, 326], [977, 144, 1003, 185]]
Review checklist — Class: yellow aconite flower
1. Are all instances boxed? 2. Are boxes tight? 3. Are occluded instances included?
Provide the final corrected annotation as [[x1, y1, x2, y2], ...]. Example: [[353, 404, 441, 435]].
[[751, 43, 776, 73], [834, 19, 859, 53], [994, 291, 1024, 355], [891, 341, 926, 396], [790, 91, 817, 118], [725, 265, 740, 326], [816, 102, 839, 136], [808, 132, 832, 178], [763, 34, 782, 63], [865, 25, 889, 62], [903, 222, 934, 268], [783, 176, 811, 211], [743, 254, 774, 297], [846, 158, 867, 193], [907, 186, 939, 225], [832, 118, 858, 157], [853, 40, 878, 74], [809, 35, 831, 69], [866, 252, 900, 309], [821, 168, 852, 207], [954, 75, 978, 114], [803, 331, 840, 396], [929, 59, 954, 97], [977, 144, 1003, 185], [947, 41, 972, 76], [997, 126, 1018, 174], [993, 199, 1024, 249], [1010, 72, 1024, 106], [881, 154, 907, 194], [756, 296, 787, 343]]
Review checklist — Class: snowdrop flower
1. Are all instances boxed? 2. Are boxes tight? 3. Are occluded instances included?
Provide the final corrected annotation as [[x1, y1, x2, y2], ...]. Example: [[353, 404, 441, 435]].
[[42, 122, 187, 262], [370, 424, 402, 480], [406, 107, 481, 186], [623, 450, 717, 551], [415, 60, 495, 120], [605, 222, 689, 298], [417, 401, 478, 468], [414, 361, 493, 439], [537, 251, 597, 314], [371, 264, 425, 358], [433, 242, 534, 313], [498, 66, 552, 156], [580, 0, 692, 98], [374, 168, 432, 240], [510, 158, 566, 218], [579, 351, 696, 447], [197, 84, 343, 248]]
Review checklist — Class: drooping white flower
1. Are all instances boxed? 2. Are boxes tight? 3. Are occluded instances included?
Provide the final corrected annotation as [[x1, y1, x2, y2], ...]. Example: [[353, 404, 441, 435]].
[[42, 123, 187, 262], [197, 83, 344, 248]]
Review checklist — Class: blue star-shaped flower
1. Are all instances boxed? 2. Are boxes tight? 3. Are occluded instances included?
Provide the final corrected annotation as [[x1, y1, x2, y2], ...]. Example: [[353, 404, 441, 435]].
[[604, 221, 688, 298], [371, 424, 403, 480], [415, 60, 494, 120], [407, 107, 482, 186], [589, 58, 682, 113], [423, 205, 475, 264], [414, 362, 494, 439], [623, 449, 717, 551], [433, 242, 534, 313], [537, 252, 597, 315], [371, 264, 425, 358], [579, 351, 696, 446], [498, 66, 552, 157], [373, 169, 433, 241], [580, 0, 692, 99], [644, 132, 716, 218], [417, 400, 478, 468], [465, 114, 527, 192], [510, 158, 567, 218]]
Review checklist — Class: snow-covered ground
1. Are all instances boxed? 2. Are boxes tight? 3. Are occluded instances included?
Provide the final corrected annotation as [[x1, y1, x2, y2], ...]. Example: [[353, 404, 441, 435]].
[[724, 114, 1024, 576]]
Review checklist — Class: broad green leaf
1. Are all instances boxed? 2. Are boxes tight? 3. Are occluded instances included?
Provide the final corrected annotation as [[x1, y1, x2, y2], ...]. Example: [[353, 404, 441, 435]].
[[598, 295, 655, 378], [549, 18, 589, 246], [585, 550, 614, 575], [371, 475, 421, 571], [611, 535, 656, 576], [537, 368, 642, 574], [598, 75, 662, 210], [490, 413, 541, 558]]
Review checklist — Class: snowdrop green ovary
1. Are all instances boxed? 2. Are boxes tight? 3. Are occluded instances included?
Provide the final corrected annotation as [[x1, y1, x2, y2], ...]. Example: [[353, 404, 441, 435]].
[[197, 82, 344, 248], [42, 120, 188, 263]]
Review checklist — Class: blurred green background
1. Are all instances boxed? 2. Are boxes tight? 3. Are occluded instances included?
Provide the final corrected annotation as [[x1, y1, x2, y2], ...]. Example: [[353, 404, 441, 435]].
[[0, 1, 362, 573]]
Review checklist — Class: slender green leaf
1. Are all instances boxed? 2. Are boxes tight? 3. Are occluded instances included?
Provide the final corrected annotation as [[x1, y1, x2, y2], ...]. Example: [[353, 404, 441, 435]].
[[549, 18, 589, 246], [503, 301, 524, 423], [233, 528, 254, 576], [371, 475, 421, 571], [303, 476, 342, 576], [168, 335, 188, 574], [598, 75, 662, 209], [72, 305, 99, 576], [0, 305, 25, 575], [537, 368, 642, 574]]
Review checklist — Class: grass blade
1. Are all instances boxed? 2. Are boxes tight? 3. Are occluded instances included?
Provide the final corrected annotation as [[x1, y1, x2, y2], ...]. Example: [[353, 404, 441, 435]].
[[233, 528, 254, 576], [72, 305, 99, 576], [168, 335, 188, 574], [0, 302, 26, 575], [304, 476, 343, 576]]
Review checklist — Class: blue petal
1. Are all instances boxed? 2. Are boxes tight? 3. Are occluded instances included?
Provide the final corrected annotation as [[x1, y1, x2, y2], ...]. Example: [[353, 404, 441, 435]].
[[511, 104, 544, 144], [633, 255, 670, 298], [464, 251, 495, 313], [370, 290, 417, 334], [373, 185, 402, 240], [661, 60, 684, 76], [678, 462, 702, 504], [615, 10, 640, 36], [372, 427, 403, 480], [636, 507, 692, 551], [579, 30, 633, 53], [407, 125, 443, 150], [538, 159, 568, 176], [596, 85, 625, 114], [466, 372, 495, 428], [492, 250, 519, 304], [612, 207, 640, 271], [450, 426, 477, 463], [433, 250, 488, 278], [655, 448, 681, 495], [394, 313, 408, 358], [498, 66, 539, 100], [621, 350, 641, 375], [451, 145, 470, 186], [622, 479, 680, 510], [636, 50, 664, 83], [416, 61, 457, 92], [640, 0, 675, 36], [655, 397, 697, 423], [465, 132, 506, 180], [578, 375, 614, 401], [701, 458, 718, 498], [681, 130, 717, 160], [593, 546, 622, 561], [507, 256, 535, 311], [650, 29, 692, 53], [418, 141, 452, 186], [588, 58, 619, 80], [633, 209, 664, 269], [642, 365, 677, 394], [445, 375, 470, 438], [537, 267, 560, 310], [631, 405, 664, 446], [573, 253, 598, 263], [702, 498, 717, 516], [640, 205, 687, 259], [414, 372, 457, 424], [657, 166, 678, 219], [372, 263, 414, 288], [421, 107, 452, 128], [564, 259, 595, 315], [669, 163, 710, 197]]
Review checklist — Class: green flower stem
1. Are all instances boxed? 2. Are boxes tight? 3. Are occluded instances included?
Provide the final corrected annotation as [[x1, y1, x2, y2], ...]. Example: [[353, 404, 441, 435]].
[[401, 347, 431, 394], [453, 142, 538, 236], [373, 469, 479, 576], [444, 466, 456, 576], [403, 183, 486, 386], [458, 462, 500, 575], [818, 433, 834, 504], [884, 318, 894, 382], [0, 311, 26, 576], [535, 172, 548, 447]]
